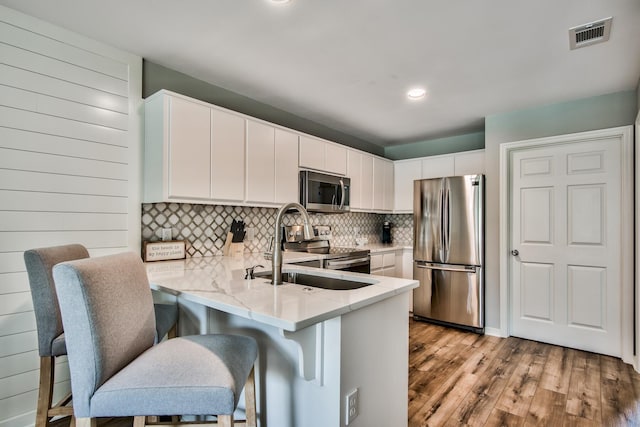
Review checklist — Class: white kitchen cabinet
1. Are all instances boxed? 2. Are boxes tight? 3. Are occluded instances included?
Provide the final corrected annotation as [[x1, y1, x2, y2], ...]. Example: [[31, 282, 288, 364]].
[[373, 157, 394, 212], [421, 154, 454, 179], [246, 120, 275, 203], [325, 143, 347, 175], [453, 149, 485, 175], [274, 129, 299, 204], [211, 109, 245, 202], [347, 150, 375, 211], [144, 90, 246, 204], [247, 122, 299, 205], [144, 92, 213, 202], [166, 96, 211, 200], [393, 159, 421, 213], [360, 154, 374, 210], [371, 250, 398, 277], [299, 135, 347, 175], [346, 150, 362, 209]]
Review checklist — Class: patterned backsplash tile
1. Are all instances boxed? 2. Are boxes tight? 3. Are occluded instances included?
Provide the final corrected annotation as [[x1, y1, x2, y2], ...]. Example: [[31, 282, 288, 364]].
[[142, 203, 414, 258]]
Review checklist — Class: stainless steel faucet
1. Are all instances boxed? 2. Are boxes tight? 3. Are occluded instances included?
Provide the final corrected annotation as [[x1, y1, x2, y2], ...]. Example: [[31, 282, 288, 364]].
[[272, 202, 313, 285]]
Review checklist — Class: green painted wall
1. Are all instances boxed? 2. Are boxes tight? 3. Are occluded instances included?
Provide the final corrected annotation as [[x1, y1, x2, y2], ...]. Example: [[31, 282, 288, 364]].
[[485, 90, 637, 146], [482, 89, 637, 331], [384, 131, 485, 160], [142, 61, 384, 156]]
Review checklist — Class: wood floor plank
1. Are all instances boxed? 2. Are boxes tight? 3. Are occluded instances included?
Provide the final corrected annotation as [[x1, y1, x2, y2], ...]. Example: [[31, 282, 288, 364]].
[[442, 338, 525, 426], [539, 345, 575, 394], [494, 340, 549, 417], [525, 388, 566, 426], [483, 408, 524, 427], [409, 371, 478, 426], [565, 350, 601, 422], [562, 414, 601, 427]]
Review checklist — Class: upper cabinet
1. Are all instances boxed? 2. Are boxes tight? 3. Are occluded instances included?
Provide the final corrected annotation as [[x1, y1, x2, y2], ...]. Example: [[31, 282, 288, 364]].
[[453, 149, 485, 175], [393, 159, 421, 212], [145, 90, 300, 207], [299, 135, 347, 175], [144, 91, 245, 204], [394, 150, 485, 213], [145, 93, 211, 202], [165, 96, 211, 200], [274, 129, 299, 204], [246, 122, 299, 205], [144, 90, 482, 213], [373, 157, 394, 212], [211, 109, 245, 202]]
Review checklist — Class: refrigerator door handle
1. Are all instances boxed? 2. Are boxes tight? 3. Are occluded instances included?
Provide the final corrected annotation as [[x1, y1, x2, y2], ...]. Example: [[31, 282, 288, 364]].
[[415, 262, 477, 273], [444, 188, 450, 253], [439, 188, 445, 252]]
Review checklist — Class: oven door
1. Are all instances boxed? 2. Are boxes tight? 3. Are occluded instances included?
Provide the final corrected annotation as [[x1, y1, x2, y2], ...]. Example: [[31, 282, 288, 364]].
[[324, 255, 370, 273]]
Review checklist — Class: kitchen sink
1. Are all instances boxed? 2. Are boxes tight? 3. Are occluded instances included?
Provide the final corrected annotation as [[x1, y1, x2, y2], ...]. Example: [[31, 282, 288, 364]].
[[254, 271, 376, 290]]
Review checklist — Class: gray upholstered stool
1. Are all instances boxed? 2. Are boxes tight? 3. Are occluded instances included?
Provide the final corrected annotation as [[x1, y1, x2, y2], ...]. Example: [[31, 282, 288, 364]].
[[53, 252, 258, 427], [24, 245, 179, 427]]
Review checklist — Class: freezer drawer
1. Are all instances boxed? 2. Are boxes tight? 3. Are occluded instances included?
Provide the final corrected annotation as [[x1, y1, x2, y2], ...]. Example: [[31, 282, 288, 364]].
[[413, 262, 484, 332]]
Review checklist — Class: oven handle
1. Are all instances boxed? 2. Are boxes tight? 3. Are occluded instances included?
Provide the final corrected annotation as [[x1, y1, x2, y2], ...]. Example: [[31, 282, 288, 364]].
[[325, 256, 370, 269]]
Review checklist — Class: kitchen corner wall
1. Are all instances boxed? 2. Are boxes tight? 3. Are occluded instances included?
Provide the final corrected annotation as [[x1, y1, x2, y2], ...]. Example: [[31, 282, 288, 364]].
[[142, 203, 413, 257]]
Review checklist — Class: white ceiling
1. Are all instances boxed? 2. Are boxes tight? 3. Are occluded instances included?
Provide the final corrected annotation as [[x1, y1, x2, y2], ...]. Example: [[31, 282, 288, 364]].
[[2, 0, 639, 147]]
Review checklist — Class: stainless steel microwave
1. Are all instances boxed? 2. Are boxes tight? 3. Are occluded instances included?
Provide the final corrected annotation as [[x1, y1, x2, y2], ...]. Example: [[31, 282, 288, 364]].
[[299, 170, 350, 213]]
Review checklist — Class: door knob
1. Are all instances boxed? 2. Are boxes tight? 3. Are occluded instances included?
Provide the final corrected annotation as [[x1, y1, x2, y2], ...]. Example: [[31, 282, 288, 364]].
[[511, 249, 519, 256]]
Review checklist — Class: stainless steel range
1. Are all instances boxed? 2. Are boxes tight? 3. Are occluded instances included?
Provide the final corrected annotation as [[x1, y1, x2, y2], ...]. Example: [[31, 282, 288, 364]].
[[282, 225, 371, 273]]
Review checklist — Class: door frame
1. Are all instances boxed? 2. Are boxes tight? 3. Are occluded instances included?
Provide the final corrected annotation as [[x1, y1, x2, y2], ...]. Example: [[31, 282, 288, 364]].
[[499, 126, 634, 365]]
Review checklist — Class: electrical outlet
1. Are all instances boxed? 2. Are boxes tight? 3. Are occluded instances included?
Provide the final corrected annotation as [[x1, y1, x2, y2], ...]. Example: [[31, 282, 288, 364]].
[[246, 227, 255, 243], [345, 388, 359, 425], [161, 228, 172, 241]]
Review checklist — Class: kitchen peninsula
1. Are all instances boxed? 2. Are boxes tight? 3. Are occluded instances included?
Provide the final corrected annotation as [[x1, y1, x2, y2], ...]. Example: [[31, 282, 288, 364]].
[[146, 253, 418, 427]]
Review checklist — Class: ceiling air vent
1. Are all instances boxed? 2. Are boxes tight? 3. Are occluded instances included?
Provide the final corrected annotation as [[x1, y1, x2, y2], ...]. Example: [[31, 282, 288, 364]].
[[569, 17, 612, 50]]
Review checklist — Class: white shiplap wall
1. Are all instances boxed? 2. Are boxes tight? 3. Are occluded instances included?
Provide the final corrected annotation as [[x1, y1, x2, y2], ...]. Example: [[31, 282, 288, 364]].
[[0, 6, 142, 427]]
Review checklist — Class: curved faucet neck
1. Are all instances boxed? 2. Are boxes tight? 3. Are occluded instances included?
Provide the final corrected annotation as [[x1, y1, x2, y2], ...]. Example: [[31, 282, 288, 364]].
[[272, 202, 313, 285]]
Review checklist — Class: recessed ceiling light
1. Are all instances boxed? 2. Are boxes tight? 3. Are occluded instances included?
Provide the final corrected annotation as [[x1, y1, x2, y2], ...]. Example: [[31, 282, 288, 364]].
[[270, 0, 291, 4], [407, 88, 426, 100]]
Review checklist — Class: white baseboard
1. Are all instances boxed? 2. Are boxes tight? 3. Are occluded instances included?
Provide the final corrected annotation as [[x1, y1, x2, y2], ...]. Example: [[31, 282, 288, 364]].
[[484, 326, 506, 337]]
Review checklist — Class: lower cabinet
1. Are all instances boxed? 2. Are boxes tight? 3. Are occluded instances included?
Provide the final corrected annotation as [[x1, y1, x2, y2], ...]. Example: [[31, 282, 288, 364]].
[[371, 250, 398, 277]]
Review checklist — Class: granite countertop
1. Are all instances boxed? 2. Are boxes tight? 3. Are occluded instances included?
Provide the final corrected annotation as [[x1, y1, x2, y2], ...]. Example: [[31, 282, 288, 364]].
[[146, 252, 418, 332]]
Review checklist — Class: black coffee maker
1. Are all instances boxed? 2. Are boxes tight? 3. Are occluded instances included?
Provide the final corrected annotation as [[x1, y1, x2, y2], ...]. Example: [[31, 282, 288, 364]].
[[382, 221, 392, 244]]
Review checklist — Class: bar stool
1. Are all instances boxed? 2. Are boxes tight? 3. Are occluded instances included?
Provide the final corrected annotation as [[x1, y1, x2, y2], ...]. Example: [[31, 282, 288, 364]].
[[24, 245, 179, 427], [52, 252, 258, 427]]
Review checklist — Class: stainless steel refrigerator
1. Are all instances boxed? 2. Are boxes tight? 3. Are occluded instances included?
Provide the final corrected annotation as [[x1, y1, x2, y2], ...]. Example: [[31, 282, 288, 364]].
[[413, 174, 484, 333]]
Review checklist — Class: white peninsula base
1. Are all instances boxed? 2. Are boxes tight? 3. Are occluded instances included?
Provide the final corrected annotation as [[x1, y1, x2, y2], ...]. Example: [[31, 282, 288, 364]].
[[178, 292, 410, 427]]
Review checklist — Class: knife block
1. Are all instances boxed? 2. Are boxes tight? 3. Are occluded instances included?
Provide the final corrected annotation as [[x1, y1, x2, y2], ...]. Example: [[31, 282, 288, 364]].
[[223, 232, 244, 257]]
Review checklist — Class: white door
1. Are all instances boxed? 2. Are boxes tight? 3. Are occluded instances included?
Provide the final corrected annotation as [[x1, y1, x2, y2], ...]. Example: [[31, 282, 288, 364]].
[[510, 136, 625, 357]]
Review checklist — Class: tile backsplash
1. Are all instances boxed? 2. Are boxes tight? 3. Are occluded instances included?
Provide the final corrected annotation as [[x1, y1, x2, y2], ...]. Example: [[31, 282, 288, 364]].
[[142, 203, 413, 258]]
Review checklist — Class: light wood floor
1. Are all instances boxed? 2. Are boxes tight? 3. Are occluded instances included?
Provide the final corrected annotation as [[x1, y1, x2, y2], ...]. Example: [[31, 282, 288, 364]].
[[409, 318, 640, 427], [52, 319, 640, 427]]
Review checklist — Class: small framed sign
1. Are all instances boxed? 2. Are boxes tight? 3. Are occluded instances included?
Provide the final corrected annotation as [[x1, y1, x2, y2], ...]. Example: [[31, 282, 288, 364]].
[[142, 240, 186, 262]]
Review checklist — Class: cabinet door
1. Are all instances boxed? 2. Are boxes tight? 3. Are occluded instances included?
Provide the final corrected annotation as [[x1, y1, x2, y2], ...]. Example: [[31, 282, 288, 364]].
[[211, 109, 245, 201], [360, 154, 374, 210], [325, 143, 347, 175], [454, 150, 485, 175], [275, 129, 299, 204], [246, 120, 275, 203], [421, 155, 454, 179], [373, 157, 385, 210], [394, 159, 421, 212], [299, 135, 325, 171], [347, 150, 362, 209], [383, 159, 394, 211], [167, 97, 211, 199]]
